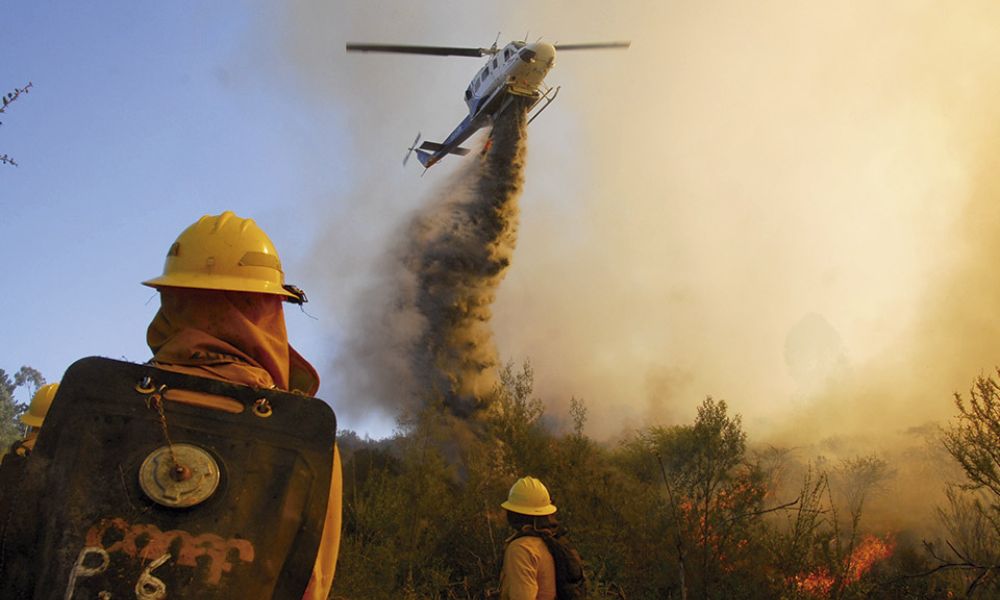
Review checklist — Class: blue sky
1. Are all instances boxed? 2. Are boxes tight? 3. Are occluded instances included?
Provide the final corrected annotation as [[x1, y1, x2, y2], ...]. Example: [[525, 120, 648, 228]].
[[1, 2, 349, 412]]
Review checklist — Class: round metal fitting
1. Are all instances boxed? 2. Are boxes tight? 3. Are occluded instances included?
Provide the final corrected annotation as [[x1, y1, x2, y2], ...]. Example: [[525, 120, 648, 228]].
[[138, 444, 220, 508], [252, 398, 273, 418], [135, 376, 157, 394]]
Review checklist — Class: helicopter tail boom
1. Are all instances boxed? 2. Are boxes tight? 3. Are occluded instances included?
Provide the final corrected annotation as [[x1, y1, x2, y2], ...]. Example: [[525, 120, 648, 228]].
[[415, 149, 436, 169], [419, 141, 471, 156]]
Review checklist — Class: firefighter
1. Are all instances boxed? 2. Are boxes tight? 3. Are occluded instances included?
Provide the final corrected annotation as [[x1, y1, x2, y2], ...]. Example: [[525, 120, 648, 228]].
[[0, 382, 59, 554], [2, 382, 58, 462], [141, 211, 341, 600], [499, 476, 558, 600]]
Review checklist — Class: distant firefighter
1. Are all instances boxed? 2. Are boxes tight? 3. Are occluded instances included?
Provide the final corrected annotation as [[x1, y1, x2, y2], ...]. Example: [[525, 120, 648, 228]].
[[0, 383, 58, 551], [500, 476, 586, 600], [0, 383, 59, 472], [16, 382, 58, 456]]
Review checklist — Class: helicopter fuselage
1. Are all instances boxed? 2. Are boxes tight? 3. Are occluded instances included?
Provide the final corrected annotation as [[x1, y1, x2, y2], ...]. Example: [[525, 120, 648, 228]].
[[416, 41, 557, 168], [466, 41, 555, 111]]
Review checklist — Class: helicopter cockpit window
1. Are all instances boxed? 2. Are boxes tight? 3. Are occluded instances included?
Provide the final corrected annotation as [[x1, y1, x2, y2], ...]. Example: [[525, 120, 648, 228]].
[[492, 57, 498, 69], [518, 48, 536, 63], [465, 88, 472, 100], [504, 49, 512, 60]]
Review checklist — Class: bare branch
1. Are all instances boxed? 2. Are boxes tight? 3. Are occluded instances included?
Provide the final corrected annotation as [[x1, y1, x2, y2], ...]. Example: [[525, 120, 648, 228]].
[[1, 81, 33, 167], [724, 496, 801, 523], [0, 82, 33, 115]]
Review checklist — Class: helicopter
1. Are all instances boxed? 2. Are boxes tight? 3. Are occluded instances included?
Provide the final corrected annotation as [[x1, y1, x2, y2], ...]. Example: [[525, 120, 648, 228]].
[[346, 38, 630, 169]]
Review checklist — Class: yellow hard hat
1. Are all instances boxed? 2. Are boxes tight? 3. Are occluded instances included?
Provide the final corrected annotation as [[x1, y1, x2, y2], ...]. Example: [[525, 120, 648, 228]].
[[142, 211, 305, 303], [21, 382, 58, 428], [501, 476, 557, 516]]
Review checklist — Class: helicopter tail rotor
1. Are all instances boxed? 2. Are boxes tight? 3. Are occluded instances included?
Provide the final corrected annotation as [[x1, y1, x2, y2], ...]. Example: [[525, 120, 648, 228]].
[[403, 132, 422, 166]]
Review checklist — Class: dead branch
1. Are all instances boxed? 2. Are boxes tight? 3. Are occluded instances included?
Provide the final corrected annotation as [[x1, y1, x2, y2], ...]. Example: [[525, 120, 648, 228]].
[[0, 82, 33, 115]]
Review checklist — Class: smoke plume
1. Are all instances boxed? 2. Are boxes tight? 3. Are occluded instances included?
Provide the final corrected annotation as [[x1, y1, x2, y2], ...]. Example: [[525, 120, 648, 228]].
[[334, 102, 530, 423], [275, 1, 1000, 450]]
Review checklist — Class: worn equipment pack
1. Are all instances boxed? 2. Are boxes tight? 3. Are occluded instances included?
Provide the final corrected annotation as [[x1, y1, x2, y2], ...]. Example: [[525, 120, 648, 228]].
[[513, 527, 587, 600], [0, 357, 336, 600]]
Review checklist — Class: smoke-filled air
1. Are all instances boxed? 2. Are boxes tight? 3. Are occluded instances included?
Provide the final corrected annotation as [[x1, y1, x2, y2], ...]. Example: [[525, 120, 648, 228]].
[[283, 0, 1000, 446]]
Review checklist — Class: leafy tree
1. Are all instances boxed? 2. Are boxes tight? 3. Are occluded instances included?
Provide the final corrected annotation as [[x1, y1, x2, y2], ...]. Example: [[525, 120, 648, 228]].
[[13, 366, 44, 393], [944, 372, 1000, 500], [0, 371, 22, 449], [929, 371, 1000, 594], [483, 361, 550, 477], [0, 366, 45, 451], [616, 398, 771, 599]]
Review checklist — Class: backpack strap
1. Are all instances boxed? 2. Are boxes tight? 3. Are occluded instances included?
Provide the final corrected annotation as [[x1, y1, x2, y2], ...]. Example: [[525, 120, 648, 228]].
[[510, 526, 586, 600], [509, 525, 560, 542]]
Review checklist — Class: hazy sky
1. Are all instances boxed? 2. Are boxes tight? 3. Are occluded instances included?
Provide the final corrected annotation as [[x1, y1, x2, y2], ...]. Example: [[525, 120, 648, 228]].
[[4, 1, 1000, 442]]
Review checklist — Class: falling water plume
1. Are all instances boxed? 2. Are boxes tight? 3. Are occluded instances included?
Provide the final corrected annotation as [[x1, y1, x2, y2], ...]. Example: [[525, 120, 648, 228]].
[[336, 97, 532, 424]]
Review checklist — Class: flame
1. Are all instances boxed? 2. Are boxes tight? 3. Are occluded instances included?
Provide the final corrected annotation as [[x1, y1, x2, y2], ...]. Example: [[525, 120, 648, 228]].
[[845, 534, 894, 583], [793, 568, 835, 597], [672, 478, 765, 573], [792, 534, 894, 598]]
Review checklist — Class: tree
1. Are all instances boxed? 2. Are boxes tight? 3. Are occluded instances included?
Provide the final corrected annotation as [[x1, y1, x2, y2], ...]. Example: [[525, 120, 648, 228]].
[[0, 366, 45, 451], [619, 397, 769, 599], [928, 487, 1000, 596], [0, 371, 22, 449], [1, 82, 33, 166], [944, 372, 1000, 500], [931, 371, 1000, 593], [12, 366, 44, 395], [484, 361, 550, 476]]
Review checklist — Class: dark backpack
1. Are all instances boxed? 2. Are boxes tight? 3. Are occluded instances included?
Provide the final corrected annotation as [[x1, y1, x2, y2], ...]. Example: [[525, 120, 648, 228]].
[[0, 357, 337, 600], [513, 527, 587, 600]]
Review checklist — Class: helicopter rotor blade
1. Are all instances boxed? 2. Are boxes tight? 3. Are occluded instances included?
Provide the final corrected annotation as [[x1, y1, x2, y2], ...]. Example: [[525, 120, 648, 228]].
[[346, 43, 489, 57], [553, 41, 631, 51]]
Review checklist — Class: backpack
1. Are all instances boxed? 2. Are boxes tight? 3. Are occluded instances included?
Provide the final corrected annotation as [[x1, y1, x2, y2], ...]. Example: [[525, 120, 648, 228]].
[[0, 357, 337, 600], [513, 527, 587, 600]]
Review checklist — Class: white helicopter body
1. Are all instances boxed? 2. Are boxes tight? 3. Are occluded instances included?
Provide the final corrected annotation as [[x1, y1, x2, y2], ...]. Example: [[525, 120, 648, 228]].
[[346, 39, 628, 169]]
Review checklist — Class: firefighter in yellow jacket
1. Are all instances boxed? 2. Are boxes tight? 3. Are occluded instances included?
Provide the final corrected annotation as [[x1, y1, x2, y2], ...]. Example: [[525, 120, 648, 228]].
[[500, 476, 558, 600], [141, 211, 341, 600]]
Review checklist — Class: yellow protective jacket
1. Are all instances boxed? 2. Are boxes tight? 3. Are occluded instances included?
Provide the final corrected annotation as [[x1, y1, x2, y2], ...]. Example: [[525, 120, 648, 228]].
[[500, 534, 557, 600], [147, 288, 342, 600]]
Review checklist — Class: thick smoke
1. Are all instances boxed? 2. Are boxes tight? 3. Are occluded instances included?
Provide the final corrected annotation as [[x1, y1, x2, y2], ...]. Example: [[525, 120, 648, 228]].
[[484, 1, 1000, 443], [334, 102, 529, 423], [275, 1, 1000, 449]]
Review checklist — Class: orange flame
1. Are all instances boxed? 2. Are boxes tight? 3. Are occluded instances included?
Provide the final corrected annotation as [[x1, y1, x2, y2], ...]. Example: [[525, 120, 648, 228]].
[[845, 535, 894, 583], [793, 568, 835, 597], [792, 535, 894, 598]]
